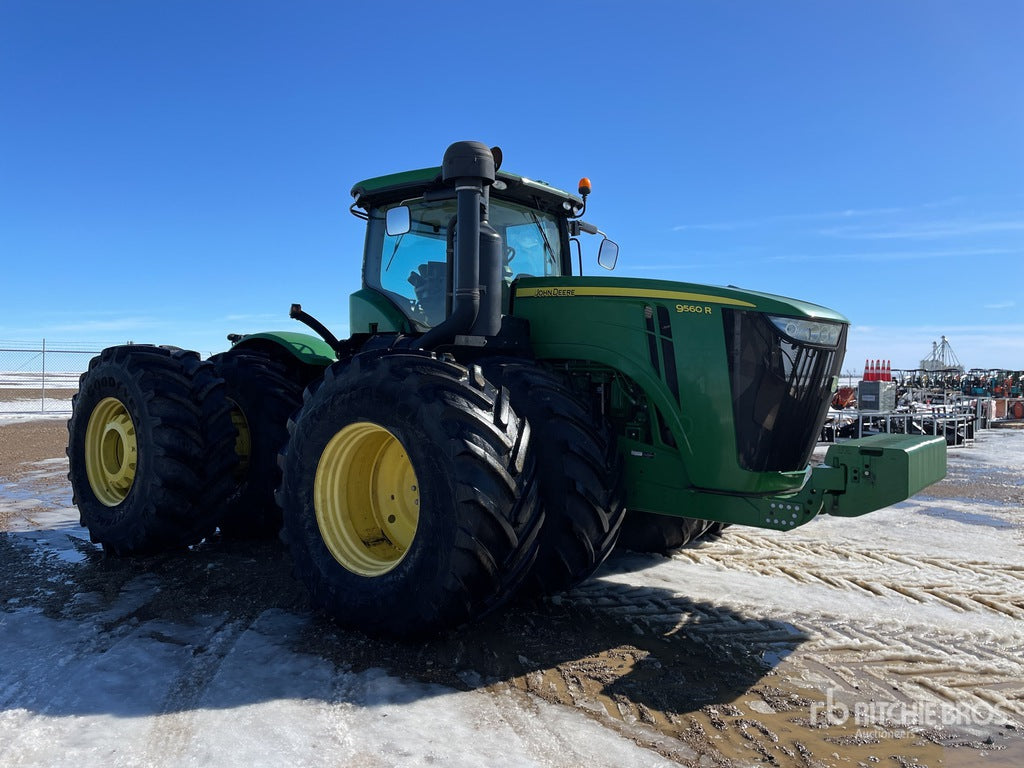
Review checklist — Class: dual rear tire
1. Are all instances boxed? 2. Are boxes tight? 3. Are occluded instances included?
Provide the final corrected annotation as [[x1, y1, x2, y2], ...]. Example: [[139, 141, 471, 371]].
[[208, 350, 305, 538], [67, 345, 236, 555], [278, 351, 543, 636]]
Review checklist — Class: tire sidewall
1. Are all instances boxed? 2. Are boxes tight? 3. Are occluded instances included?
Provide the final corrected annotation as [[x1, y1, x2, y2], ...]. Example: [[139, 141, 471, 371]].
[[69, 355, 159, 538], [282, 375, 459, 623], [478, 358, 625, 593], [212, 351, 303, 533]]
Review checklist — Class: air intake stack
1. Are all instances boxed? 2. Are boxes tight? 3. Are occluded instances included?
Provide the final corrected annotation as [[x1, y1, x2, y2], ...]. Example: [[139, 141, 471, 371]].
[[417, 141, 502, 349]]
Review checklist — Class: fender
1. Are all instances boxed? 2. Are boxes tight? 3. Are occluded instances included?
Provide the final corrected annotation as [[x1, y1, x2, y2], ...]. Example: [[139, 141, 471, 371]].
[[230, 331, 337, 368]]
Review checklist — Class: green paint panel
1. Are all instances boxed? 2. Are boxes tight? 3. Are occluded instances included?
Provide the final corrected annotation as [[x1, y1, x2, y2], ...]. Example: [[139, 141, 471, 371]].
[[349, 289, 413, 334], [514, 275, 849, 322], [629, 434, 946, 531], [233, 331, 336, 366], [821, 433, 948, 517], [513, 275, 840, 499]]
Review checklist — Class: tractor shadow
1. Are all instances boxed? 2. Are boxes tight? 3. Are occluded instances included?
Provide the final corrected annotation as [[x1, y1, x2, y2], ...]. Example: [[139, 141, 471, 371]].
[[308, 547, 810, 720], [1, 524, 808, 722]]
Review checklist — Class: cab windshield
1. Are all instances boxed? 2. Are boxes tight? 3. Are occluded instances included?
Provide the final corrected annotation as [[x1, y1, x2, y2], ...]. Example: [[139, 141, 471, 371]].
[[374, 197, 564, 327]]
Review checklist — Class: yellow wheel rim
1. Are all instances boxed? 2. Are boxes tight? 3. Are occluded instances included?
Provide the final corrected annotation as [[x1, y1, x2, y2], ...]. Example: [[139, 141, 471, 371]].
[[84, 397, 138, 507], [228, 400, 251, 481], [314, 421, 420, 576]]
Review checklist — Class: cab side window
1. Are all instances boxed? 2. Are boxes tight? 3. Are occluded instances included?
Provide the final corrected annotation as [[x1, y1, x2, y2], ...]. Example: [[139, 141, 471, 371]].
[[378, 202, 455, 327], [504, 219, 562, 280]]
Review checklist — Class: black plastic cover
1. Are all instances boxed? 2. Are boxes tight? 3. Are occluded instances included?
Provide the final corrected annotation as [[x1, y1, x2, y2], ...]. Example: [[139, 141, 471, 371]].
[[442, 141, 496, 184]]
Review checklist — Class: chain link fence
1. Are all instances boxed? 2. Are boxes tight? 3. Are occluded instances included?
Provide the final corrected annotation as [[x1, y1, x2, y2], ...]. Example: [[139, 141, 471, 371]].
[[0, 340, 110, 416]]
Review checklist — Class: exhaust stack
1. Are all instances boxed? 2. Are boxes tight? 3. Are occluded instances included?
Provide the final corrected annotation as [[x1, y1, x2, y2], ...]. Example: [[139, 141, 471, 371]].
[[417, 141, 501, 348]]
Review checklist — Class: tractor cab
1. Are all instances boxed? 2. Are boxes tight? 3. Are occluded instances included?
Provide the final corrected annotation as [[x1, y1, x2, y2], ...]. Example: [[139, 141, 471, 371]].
[[350, 159, 615, 333], [369, 194, 567, 329]]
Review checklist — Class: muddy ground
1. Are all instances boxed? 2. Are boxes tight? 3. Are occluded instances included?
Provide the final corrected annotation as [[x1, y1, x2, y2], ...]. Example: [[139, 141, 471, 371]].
[[1, 412, 1021, 767]]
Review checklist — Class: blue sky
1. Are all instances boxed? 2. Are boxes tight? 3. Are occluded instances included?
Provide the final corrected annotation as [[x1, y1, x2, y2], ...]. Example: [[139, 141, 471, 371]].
[[2, 1, 1021, 374]]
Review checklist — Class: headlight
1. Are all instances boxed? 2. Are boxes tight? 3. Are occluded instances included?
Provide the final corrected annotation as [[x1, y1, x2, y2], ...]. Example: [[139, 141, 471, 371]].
[[768, 315, 844, 347]]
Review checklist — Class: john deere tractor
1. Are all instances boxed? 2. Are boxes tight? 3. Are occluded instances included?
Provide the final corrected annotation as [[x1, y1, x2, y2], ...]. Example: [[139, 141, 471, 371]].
[[67, 142, 947, 636]]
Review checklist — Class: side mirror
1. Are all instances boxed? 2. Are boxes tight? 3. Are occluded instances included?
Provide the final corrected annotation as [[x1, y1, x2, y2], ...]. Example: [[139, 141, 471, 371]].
[[386, 206, 411, 236], [597, 238, 619, 270]]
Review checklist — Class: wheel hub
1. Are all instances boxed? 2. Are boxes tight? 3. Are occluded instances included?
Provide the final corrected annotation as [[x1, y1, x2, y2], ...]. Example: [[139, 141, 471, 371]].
[[84, 397, 139, 507], [228, 400, 252, 481], [314, 421, 420, 576]]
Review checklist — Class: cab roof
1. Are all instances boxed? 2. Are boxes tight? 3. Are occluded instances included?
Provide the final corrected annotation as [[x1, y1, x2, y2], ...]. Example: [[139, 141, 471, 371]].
[[350, 167, 584, 215]]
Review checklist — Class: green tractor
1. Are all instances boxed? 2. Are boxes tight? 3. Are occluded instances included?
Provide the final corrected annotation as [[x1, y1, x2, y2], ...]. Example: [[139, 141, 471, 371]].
[[67, 142, 947, 636]]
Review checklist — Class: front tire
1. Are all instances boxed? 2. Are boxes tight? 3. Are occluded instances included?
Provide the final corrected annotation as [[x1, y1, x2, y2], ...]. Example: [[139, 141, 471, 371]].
[[67, 345, 236, 555], [479, 360, 625, 594], [278, 351, 541, 636], [616, 511, 711, 554]]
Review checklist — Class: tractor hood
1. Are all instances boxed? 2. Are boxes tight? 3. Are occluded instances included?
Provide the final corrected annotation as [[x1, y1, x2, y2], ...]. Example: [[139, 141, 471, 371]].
[[513, 276, 849, 324], [513, 275, 849, 499]]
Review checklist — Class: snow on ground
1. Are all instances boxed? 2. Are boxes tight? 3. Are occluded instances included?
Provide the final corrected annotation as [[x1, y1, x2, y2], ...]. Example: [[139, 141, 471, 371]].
[[0, 399, 73, 421], [0, 372, 82, 389], [0, 370, 79, 420], [0, 462, 679, 768], [0, 604, 678, 768], [1, 430, 1023, 766]]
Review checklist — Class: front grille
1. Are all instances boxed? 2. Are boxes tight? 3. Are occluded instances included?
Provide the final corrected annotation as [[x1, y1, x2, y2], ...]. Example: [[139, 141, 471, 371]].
[[723, 310, 847, 472]]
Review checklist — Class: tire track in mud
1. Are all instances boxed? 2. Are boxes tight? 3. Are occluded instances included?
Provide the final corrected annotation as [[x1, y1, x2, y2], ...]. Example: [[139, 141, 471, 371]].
[[690, 529, 1024, 714], [566, 569, 1022, 712], [484, 687, 698, 767], [675, 531, 1024, 621], [802, 621, 1024, 723], [497, 605, 964, 768], [140, 618, 250, 766], [566, 580, 809, 649], [0, 608, 184, 764], [529, 514, 1024, 766]]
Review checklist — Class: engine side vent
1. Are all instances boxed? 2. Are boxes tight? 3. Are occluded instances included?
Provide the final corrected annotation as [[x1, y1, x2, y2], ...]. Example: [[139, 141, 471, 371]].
[[642, 305, 680, 401], [657, 305, 680, 401], [643, 305, 660, 376]]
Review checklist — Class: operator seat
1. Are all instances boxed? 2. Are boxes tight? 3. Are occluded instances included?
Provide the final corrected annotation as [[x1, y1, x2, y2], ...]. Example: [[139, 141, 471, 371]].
[[408, 262, 447, 327]]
